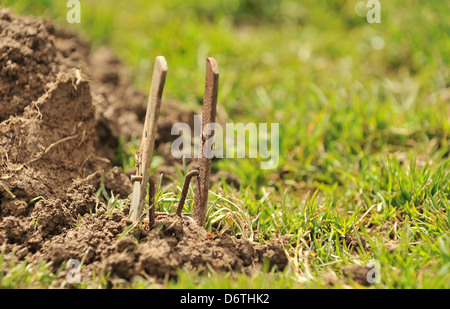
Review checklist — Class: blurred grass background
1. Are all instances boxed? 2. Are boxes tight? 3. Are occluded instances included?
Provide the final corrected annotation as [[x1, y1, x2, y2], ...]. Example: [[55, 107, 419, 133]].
[[1, 0, 449, 288], [2, 0, 448, 179], [3, 0, 448, 192]]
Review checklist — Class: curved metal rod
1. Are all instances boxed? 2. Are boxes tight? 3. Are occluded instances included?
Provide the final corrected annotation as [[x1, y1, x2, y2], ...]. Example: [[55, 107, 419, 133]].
[[176, 170, 199, 217]]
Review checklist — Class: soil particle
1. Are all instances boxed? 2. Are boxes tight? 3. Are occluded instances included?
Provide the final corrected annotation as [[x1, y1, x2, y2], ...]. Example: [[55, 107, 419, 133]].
[[342, 264, 374, 286], [102, 166, 133, 198], [0, 199, 28, 217], [1, 69, 97, 201], [254, 242, 289, 270], [0, 9, 58, 121], [385, 241, 399, 253], [2, 215, 30, 243], [344, 234, 371, 252], [321, 269, 339, 287], [34, 207, 133, 269]]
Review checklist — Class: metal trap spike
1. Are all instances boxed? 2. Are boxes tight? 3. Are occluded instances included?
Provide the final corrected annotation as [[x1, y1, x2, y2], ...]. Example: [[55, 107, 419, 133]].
[[130, 57, 219, 228], [193, 57, 219, 227], [130, 56, 168, 221]]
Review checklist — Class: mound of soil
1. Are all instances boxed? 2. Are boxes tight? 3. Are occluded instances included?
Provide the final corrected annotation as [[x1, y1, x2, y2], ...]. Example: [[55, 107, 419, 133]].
[[0, 9, 287, 285]]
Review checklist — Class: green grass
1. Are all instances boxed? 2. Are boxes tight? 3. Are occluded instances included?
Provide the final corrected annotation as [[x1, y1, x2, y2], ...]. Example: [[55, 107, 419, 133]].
[[1, 0, 449, 289]]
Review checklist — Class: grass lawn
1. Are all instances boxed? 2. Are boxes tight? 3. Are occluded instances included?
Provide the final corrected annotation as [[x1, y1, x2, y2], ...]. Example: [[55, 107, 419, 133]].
[[1, 0, 449, 288]]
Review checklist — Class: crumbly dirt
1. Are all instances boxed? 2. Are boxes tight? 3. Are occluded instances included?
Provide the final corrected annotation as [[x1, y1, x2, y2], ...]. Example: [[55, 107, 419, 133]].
[[341, 263, 375, 286], [37, 213, 288, 286], [0, 9, 285, 286]]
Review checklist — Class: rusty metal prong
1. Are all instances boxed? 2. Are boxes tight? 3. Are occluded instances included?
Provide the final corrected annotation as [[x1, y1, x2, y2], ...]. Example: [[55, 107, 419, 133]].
[[193, 57, 219, 227], [176, 170, 199, 217], [148, 177, 156, 229], [130, 56, 168, 221]]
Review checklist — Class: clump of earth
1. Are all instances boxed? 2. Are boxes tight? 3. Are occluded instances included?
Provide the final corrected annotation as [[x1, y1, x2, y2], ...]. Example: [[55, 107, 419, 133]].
[[0, 9, 288, 286]]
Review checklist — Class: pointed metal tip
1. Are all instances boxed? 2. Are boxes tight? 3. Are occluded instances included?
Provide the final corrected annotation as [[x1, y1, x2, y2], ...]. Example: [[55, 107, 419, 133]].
[[206, 57, 219, 75], [155, 56, 168, 72]]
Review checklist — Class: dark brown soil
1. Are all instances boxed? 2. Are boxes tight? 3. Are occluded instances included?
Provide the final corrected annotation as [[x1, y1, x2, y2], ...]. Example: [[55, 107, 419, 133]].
[[0, 9, 286, 286]]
